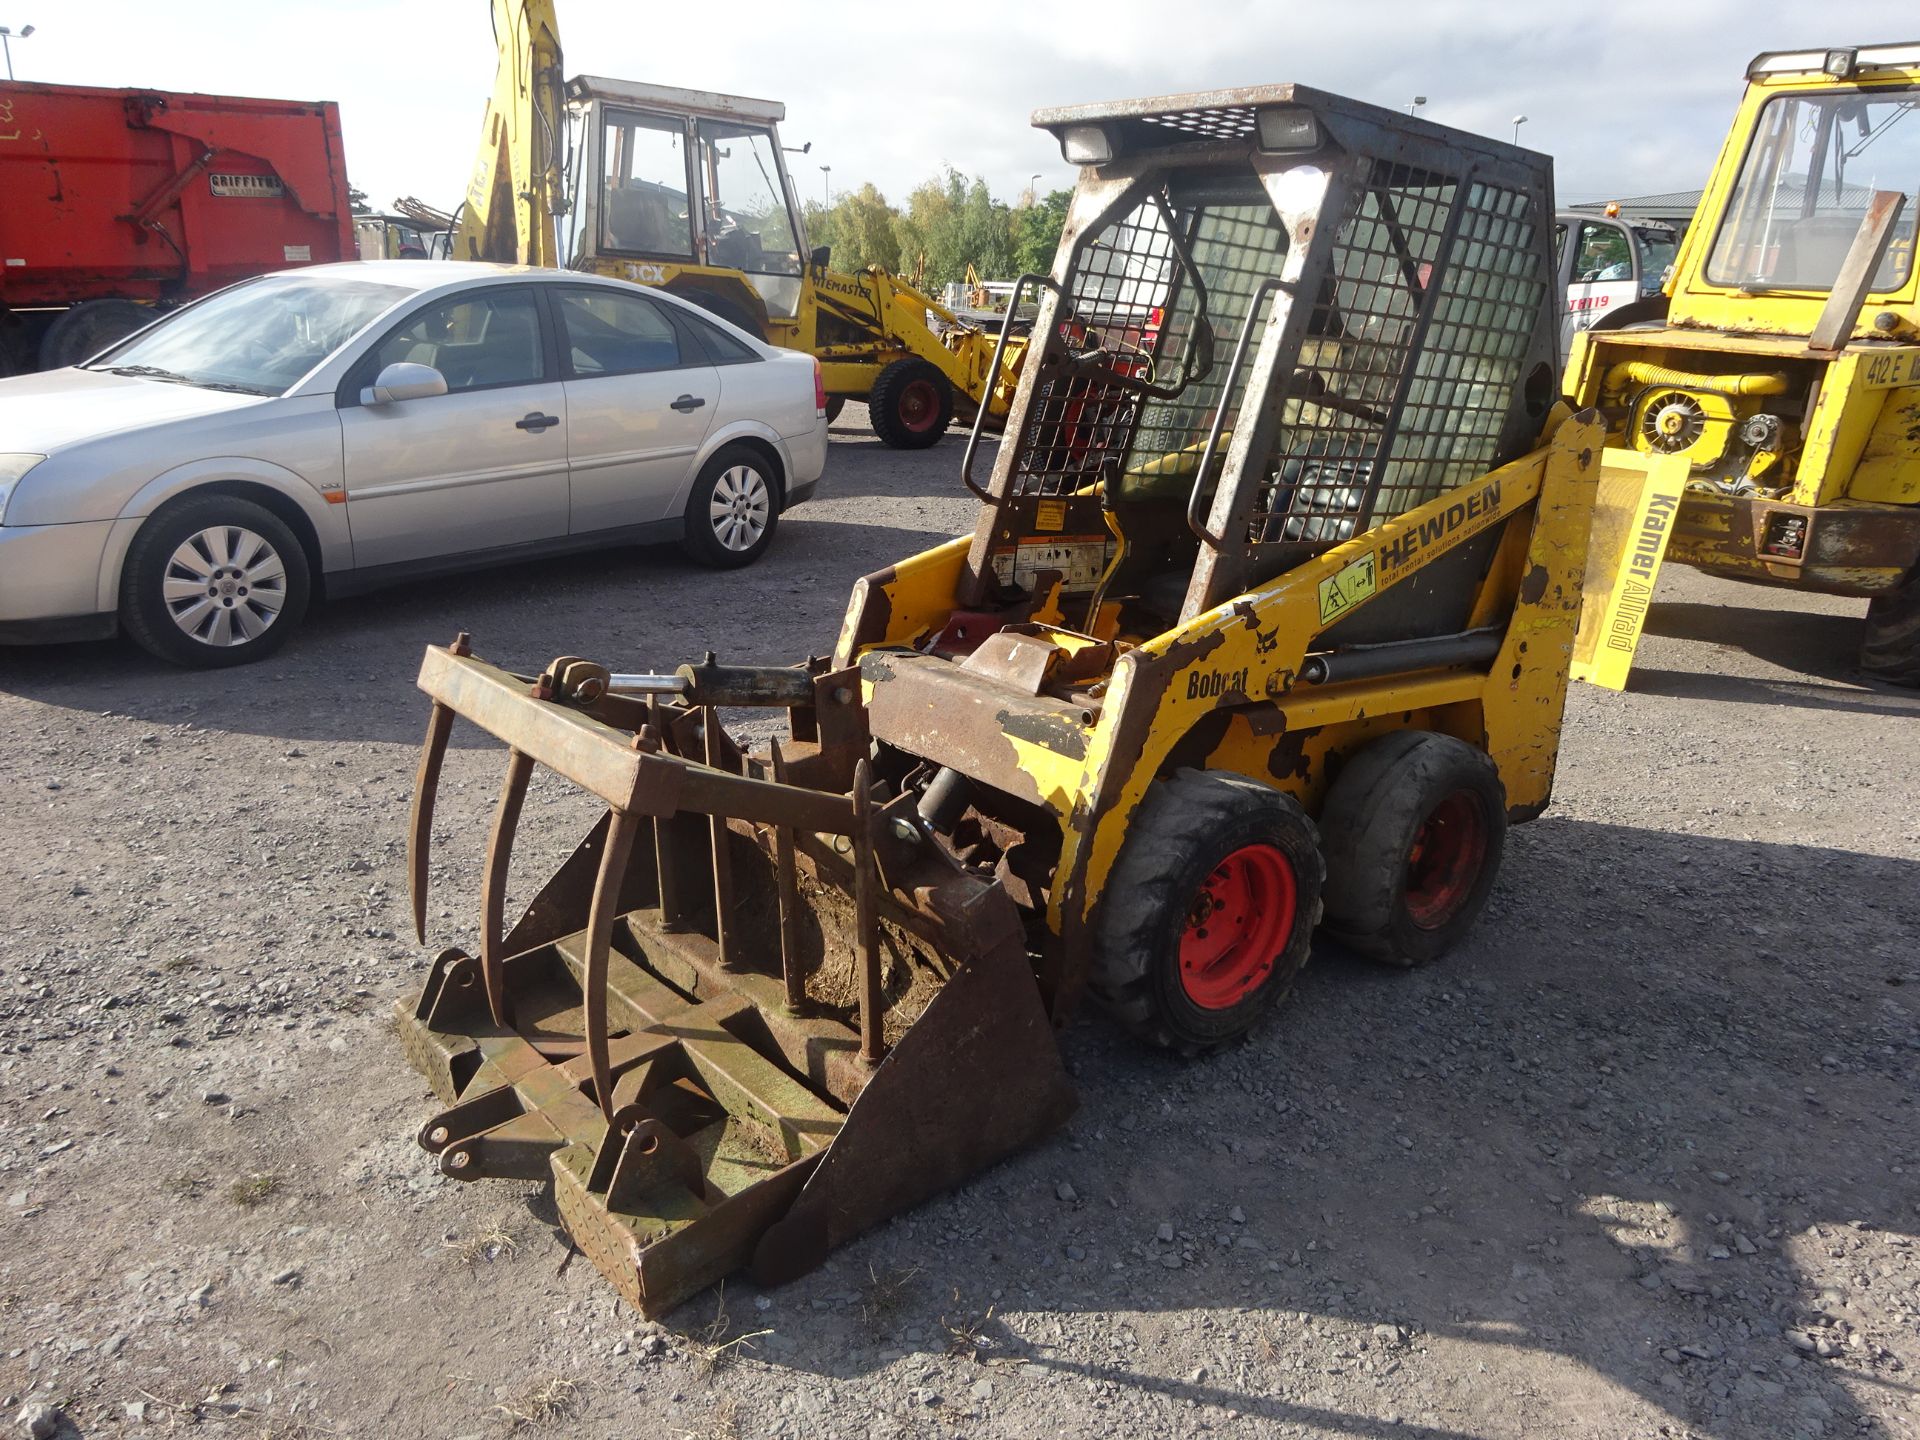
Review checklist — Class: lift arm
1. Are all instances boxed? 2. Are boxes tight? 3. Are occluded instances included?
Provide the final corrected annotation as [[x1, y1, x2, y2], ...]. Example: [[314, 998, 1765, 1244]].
[[452, 0, 566, 265]]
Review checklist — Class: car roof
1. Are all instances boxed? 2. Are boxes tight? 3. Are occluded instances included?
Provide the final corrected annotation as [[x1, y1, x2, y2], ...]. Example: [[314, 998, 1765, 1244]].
[[290, 260, 750, 318], [295, 259, 554, 293]]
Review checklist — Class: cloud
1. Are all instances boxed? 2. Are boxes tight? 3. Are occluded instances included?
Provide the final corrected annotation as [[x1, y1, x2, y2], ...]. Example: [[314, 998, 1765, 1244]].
[[21, 0, 1918, 224]]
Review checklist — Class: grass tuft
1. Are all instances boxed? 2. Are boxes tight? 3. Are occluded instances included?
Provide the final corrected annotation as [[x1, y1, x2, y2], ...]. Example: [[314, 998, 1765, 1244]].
[[493, 1375, 580, 1428], [228, 1173, 282, 1207]]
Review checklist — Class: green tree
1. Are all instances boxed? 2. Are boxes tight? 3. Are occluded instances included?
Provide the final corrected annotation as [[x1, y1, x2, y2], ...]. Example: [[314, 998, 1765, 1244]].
[[808, 183, 902, 274], [347, 185, 373, 216], [1013, 188, 1072, 276]]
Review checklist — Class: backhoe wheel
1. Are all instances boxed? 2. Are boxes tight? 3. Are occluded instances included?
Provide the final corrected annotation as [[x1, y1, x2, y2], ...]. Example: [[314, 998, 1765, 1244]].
[[120, 493, 310, 668], [1092, 770, 1324, 1055], [824, 396, 846, 424], [868, 358, 953, 450], [1318, 731, 1507, 968], [1860, 576, 1920, 687], [680, 444, 779, 569]]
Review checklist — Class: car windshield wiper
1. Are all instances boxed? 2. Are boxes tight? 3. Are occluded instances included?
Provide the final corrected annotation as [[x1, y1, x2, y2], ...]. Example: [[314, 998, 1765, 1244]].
[[102, 364, 196, 382], [103, 364, 273, 396]]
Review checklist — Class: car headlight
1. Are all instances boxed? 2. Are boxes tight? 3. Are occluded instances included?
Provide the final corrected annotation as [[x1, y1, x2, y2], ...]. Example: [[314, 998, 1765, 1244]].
[[0, 454, 46, 526]]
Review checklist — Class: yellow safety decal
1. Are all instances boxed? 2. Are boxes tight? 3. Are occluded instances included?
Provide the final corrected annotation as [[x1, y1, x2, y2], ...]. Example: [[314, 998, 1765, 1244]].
[[1034, 498, 1068, 532], [1571, 451, 1689, 690], [1316, 551, 1377, 625]]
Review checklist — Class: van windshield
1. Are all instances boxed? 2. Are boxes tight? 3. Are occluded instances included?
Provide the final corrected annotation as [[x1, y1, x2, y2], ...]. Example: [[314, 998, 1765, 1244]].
[[1706, 89, 1920, 293]]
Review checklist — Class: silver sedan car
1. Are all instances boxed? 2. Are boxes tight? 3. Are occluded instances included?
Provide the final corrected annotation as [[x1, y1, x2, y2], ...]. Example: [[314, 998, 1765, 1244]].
[[0, 262, 827, 666]]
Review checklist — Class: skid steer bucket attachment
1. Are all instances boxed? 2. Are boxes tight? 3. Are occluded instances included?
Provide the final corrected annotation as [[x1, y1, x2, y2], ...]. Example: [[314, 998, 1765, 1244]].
[[398, 640, 1076, 1316]]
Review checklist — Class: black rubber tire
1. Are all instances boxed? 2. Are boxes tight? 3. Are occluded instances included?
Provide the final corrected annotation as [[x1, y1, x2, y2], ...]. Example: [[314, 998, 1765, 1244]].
[[1318, 731, 1508, 968], [119, 494, 311, 669], [40, 299, 156, 370], [824, 396, 846, 424], [679, 444, 781, 569], [1860, 576, 1920, 687], [867, 357, 954, 450], [681, 291, 767, 343], [1090, 769, 1324, 1055], [0, 313, 34, 378]]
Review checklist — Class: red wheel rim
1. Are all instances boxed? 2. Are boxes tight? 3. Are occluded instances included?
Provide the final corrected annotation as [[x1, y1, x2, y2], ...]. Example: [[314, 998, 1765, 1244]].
[[897, 377, 940, 433], [1178, 844, 1297, 1011], [1404, 791, 1487, 930]]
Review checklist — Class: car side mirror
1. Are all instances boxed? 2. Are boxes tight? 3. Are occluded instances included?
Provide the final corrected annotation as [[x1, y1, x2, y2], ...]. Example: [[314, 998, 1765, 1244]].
[[362, 361, 448, 406], [810, 245, 831, 269]]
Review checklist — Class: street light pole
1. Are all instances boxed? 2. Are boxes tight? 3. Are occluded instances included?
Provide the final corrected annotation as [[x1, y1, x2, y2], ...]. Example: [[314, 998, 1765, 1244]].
[[0, 23, 35, 82], [1511, 114, 1528, 145], [1406, 95, 1427, 117], [819, 164, 831, 208]]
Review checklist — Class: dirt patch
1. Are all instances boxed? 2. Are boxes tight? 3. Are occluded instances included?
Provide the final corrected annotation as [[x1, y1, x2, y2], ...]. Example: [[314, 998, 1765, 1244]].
[[1, 414, 1916, 1439]]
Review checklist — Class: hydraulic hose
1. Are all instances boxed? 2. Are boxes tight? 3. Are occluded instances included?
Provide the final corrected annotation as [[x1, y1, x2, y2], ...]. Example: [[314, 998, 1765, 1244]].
[[1603, 361, 1789, 397]]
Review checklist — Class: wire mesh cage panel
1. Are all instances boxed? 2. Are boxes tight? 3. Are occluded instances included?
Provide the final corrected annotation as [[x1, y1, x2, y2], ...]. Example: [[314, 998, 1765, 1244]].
[[1249, 164, 1545, 547], [1387, 182, 1547, 503], [1130, 203, 1290, 498], [1007, 197, 1178, 500], [1009, 195, 1289, 503]]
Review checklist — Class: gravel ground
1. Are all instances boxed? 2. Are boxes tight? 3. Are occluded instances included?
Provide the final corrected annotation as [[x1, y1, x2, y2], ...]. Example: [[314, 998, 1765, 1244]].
[[1, 411, 1916, 1440]]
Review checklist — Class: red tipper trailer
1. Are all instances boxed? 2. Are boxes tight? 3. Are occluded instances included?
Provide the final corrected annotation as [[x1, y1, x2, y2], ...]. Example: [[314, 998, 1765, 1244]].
[[0, 81, 355, 373]]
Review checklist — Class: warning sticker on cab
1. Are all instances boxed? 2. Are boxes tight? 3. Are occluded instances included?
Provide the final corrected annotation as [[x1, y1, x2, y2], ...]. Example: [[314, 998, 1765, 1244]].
[[989, 535, 1111, 593], [1317, 551, 1377, 624]]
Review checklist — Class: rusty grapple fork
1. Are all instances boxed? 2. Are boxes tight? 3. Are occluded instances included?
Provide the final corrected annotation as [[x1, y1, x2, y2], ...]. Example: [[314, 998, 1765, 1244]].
[[397, 637, 1075, 1317]]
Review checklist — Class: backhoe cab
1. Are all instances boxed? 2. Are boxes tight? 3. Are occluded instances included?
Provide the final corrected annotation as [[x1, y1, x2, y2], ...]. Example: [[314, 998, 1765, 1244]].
[[453, 0, 1023, 447], [1566, 43, 1920, 686], [397, 85, 1600, 1318]]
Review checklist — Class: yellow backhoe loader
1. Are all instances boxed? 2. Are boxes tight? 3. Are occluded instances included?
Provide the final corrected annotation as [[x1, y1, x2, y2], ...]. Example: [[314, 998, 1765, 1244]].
[[1567, 42, 1920, 687], [454, 0, 1023, 447], [396, 85, 1603, 1316]]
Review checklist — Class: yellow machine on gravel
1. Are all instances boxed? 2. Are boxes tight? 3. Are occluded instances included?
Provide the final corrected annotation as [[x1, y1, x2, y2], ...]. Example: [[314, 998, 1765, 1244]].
[[396, 85, 1602, 1316], [456, 0, 1022, 447], [1566, 42, 1920, 685]]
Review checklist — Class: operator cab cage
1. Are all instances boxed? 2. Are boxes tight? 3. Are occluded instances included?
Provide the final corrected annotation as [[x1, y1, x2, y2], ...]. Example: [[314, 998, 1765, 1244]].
[[961, 85, 1560, 644], [565, 75, 811, 311]]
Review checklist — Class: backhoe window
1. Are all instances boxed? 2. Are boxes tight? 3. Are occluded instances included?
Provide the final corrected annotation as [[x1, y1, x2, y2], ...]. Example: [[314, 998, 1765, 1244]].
[[1706, 89, 1920, 293], [600, 111, 695, 258], [695, 120, 802, 282]]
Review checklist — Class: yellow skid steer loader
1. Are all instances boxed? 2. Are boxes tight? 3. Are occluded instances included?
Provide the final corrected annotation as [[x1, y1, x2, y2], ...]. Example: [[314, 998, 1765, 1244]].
[[397, 85, 1603, 1316]]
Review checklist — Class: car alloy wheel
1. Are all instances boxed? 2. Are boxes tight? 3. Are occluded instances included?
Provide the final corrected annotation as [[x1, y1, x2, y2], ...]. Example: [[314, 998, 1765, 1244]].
[[162, 524, 289, 647], [708, 464, 771, 553]]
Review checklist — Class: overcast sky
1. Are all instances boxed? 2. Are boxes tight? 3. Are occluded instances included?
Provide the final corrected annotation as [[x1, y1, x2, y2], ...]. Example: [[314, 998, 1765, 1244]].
[[12, 1, 1915, 216]]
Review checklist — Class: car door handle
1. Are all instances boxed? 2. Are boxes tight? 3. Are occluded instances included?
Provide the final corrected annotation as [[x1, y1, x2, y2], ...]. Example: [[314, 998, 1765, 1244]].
[[670, 394, 707, 414], [515, 412, 560, 432]]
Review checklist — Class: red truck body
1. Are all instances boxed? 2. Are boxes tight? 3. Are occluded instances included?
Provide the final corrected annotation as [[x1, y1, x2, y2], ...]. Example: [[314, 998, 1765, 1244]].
[[0, 81, 354, 367]]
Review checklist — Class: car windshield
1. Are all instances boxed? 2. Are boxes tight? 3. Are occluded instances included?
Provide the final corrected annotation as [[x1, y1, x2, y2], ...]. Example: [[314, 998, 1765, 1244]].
[[87, 275, 412, 394], [1707, 89, 1920, 293]]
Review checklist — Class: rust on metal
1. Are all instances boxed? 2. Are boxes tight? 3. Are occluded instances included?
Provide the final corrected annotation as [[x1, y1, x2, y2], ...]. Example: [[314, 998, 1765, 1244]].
[[851, 757, 884, 1068], [704, 707, 741, 971], [406, 701, 455, 944], [583, 809, 642, 1122], [768, 737, 807, 1014], [396, 638, 1075, 1317], [479, 748, 534, 1026], [1809, 190, 1907, 354]]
